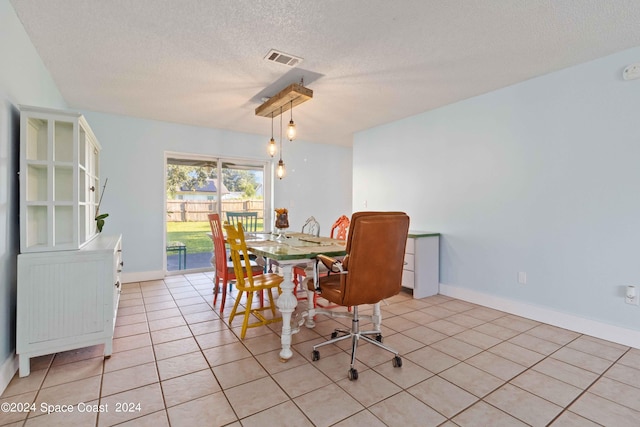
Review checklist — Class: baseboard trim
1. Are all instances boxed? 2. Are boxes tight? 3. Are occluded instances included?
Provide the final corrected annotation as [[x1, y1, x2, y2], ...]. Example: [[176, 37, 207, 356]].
[[0, 352, 18, 396], [440, 284, 640, 349], [121, 270, 164, 284]]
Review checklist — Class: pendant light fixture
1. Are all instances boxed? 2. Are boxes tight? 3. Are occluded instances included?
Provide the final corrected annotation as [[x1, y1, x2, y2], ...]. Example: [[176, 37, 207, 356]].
[[267, 111, 276, 157], [256, 80, 312, 179], [287, 100, 296, 141], [276, 107, 286, 179]]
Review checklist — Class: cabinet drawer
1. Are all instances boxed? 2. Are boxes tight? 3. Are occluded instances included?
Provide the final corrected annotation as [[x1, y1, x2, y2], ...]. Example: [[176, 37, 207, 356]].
[[402, 270, 414, 289], [403, 253, 415, 271], [405, 238, 415, 254]]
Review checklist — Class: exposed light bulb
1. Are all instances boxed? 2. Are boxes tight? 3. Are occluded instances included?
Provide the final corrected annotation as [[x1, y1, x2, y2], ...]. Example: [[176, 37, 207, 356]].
[[287, 119, 296, 141], [267, 111, 276, 157], [287, 100, 296, 141], [268, 138, 276, 157], [277, 159, 286, 179]]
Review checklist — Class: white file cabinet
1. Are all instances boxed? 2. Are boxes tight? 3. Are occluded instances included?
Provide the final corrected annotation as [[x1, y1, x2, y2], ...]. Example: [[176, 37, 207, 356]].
[[402, 232, 440, 298], [17, 234, 123, 376]]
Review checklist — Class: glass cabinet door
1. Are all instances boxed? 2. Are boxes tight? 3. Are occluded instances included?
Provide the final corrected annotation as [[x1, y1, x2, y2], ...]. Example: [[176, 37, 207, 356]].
[[20, 106, 102, 253]]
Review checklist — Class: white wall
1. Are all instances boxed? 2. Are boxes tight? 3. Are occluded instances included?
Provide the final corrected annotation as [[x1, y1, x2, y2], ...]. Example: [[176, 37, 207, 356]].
[[0, 0, 67, 393], [354, 47, 640, 344], [82, 111, 352, 281]]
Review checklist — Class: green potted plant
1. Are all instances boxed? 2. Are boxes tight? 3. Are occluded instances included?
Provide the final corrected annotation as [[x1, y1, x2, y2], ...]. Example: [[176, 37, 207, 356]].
[[95, 178, 109, 232]]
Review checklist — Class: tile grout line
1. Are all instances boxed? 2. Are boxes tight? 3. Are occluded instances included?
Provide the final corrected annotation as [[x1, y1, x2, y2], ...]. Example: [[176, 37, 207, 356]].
[[5, 276, 639, 427], [396, 301, 600, 425], [545, 345, 635, 426], [145, 281, 173, 427]]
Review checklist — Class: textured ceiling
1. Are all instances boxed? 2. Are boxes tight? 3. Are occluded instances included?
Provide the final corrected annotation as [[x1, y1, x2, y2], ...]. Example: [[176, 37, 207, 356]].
[[9, 0, 640, 146]]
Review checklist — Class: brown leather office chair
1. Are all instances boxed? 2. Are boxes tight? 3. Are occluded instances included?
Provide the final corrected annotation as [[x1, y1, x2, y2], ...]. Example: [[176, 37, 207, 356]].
[[310, 211, 410, 380]]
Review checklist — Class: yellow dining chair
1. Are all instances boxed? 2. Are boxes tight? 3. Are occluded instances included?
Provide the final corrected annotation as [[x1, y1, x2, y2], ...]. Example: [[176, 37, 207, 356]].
[[224, 221, 283, 339], [208, 214, 263, 317]]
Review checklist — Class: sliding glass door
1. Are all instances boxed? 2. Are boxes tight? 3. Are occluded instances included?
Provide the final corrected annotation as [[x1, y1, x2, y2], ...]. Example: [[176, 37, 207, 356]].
[[165, 153, 270, 273]]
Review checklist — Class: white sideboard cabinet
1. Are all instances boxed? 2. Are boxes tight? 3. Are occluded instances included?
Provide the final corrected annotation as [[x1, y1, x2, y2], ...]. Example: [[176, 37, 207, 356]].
[[402, 231, 440, 299], [19, 105, 102, 253], [17, 234, 123, 377]]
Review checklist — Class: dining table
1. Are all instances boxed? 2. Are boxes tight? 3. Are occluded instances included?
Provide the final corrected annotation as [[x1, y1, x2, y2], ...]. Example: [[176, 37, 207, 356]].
[[243, 232, 347, 361]]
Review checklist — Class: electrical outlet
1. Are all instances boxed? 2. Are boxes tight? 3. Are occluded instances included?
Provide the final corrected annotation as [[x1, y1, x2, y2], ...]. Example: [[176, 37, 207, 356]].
[[518, 272, 527, 284], [625, 285, 639, 305], [623, 63, 640, 80]]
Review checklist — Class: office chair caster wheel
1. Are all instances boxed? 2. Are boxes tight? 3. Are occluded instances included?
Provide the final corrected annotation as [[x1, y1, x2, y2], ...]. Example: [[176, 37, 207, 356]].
[[312, 350, 320, 361], [348, 368, 358, 381], [331, 331, 338, 339], [392, 356, 402, 368], [375, 334, 383, 342]]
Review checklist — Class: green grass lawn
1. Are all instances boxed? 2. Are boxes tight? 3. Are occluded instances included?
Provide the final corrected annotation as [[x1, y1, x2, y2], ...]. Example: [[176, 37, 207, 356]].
[[166, 221, 213, 254], [166, 220, 264, 254]]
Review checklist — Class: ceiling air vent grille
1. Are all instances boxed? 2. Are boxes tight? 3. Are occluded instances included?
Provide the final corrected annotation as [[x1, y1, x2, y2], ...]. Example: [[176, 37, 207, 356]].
[[265, 49, 303, 67]]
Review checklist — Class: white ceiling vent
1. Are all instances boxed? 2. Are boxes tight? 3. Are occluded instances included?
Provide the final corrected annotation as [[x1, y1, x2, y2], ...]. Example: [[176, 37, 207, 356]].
[[264, 49, 303, 67]]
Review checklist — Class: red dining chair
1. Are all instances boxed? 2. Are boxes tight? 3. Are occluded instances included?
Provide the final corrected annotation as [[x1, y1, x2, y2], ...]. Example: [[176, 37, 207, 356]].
[[208, 214, 263, 317], [330, 215, 350, 240]]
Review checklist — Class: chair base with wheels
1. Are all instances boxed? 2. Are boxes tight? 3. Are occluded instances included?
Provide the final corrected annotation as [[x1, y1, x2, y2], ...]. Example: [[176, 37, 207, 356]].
[[310, 303, 402, 380]]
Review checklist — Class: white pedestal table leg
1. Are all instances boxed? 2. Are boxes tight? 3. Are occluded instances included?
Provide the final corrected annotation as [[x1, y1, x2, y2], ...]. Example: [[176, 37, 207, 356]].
[[276, 264, 297, 361]]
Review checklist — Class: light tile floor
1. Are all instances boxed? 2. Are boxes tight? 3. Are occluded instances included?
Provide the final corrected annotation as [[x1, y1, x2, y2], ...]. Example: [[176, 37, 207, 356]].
[[2, 272, 640, 426]]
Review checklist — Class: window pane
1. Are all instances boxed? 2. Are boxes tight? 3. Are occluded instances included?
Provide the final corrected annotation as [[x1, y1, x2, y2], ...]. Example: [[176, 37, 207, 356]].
[[165, 155, 268, 272], [221, 162, 265, 232]]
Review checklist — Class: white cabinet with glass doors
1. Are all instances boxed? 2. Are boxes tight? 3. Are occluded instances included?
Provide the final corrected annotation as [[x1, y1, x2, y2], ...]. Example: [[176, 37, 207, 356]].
[[16, 106, 122, 377], [19, 105, 102, 253]]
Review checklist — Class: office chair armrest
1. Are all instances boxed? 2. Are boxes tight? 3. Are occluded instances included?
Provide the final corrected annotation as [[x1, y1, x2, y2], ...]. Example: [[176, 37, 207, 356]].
[[317, 254, 345, 273], [310, 254, 349, 292]]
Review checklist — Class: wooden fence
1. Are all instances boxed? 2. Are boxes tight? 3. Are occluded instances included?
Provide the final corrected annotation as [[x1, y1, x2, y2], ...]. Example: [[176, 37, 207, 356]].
[[167, 200, 264, 222]]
